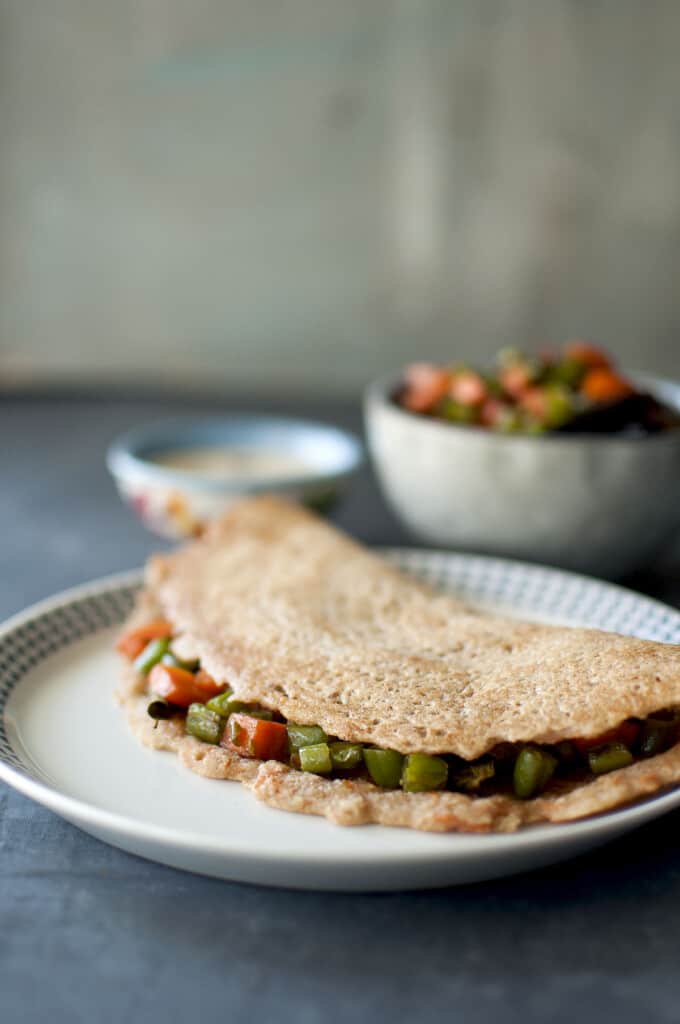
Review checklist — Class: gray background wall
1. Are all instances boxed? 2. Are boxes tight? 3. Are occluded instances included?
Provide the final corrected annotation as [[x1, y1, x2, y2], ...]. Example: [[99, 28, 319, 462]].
[[1, 1, 678, 396]]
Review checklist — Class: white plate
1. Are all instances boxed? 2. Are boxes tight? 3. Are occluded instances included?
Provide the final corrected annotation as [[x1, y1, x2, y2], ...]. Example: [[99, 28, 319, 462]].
[[1, 551, 680, 891]]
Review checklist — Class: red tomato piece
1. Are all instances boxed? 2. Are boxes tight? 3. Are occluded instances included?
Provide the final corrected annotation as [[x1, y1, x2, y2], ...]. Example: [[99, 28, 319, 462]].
[[401, 364, 451, 413], [500, 363, 534, 398], [449, 370, 488, 406], [518, 387, 550, 422]]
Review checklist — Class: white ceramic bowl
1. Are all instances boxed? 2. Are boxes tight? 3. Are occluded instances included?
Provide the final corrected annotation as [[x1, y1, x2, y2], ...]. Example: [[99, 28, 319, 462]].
[[107, 415, 363, 539], [365, 373, 680, 578]]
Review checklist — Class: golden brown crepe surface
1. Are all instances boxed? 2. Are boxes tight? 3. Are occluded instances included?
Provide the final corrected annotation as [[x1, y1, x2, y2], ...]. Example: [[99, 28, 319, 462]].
[[145, 496, 680, 760]]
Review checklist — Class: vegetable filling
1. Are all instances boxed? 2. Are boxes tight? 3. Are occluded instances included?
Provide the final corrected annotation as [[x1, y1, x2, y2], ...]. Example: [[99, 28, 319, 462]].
[[395, 342, 680, 436], [118, 626, 680, 800]]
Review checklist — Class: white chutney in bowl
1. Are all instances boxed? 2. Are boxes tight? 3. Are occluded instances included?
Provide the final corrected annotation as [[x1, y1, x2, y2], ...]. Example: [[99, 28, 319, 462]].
[[107, 415, 363, 539]]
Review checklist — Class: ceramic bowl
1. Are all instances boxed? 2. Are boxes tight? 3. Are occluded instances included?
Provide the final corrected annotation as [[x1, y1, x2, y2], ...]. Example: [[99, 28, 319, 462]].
[[107, 415, 363, 539], [364, 373, 680, 578]]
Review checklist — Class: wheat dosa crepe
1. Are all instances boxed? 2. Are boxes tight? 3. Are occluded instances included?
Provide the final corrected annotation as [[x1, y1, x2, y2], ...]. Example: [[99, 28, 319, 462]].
[[119, 622, 680, 833], [120, 496, 680, 831], [147, 497, 680, 759]]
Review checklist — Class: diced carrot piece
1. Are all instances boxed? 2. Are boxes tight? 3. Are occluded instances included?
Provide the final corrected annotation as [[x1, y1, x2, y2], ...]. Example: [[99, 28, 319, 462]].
[[193, 669, 226, 701], [572, 720, 640, 754], [116, 620, 174, 660], [148, 664, 226, 707], [148, 664, 196, 706], [401, 364, 451, 413], [581, 368, 634, 404], [449, 370, 488, 406], [563, 340, 612, 369], [221, 713, 289, 761], [194, 668, 215, 687]]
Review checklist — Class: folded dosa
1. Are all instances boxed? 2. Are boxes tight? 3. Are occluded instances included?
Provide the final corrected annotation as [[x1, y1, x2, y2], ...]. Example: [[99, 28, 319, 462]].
[[119, 496, 680, 831]]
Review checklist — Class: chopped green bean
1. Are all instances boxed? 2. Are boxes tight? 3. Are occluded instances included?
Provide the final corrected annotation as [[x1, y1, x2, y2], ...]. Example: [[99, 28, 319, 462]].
[[133, 637, 170, 676], [299, 743, 332, 774], [483, 376, 505, 399], [524, 419, 548, 435], [329, 742, 363, 772], [146, 697, 172, 721], [449, 760, 495, 793], [161, 651, 200, 672], [543, 385, 575, 429], [639, 717, 678, 758], [363, 747, 404, 788], [204, 692, 273, 720], [186, 703, 223, 745], [219, 698, 252, 717], [436, 399, 478, 424], [401, 753, 448, 792], [287, 722, 328, 751], [545, 357, 587, 389], [513, 747, 557, 799], [588, 743, 634, 775], [496, 409, 523, 434], [205, 690, 235, 716]]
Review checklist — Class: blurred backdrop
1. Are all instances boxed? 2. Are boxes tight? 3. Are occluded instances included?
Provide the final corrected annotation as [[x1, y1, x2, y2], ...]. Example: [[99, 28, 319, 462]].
[[0, 1, 679, 397]]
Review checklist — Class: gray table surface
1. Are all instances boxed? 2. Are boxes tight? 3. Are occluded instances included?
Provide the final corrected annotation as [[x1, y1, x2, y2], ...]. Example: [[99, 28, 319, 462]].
[[2, 392, 680, 1024]]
